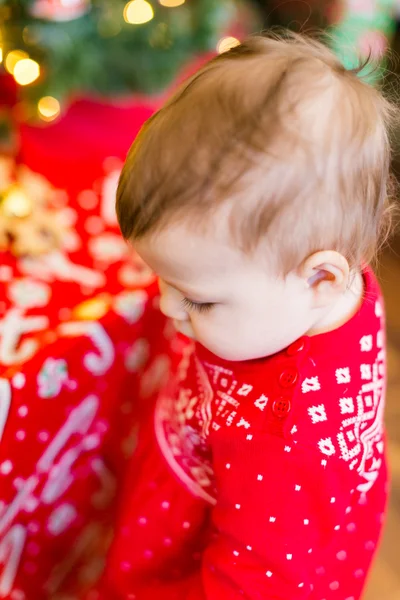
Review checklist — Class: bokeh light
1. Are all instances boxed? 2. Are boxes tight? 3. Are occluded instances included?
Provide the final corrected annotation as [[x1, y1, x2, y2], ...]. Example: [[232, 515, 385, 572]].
[[38, 96, 61, 122], [13, 58, 40, 85], [217, 36, 240, 54], [2, 186, 33, 218], [124, 0, 154, 25], [5, 49, 29, 74], [159, 0, 185, 7]]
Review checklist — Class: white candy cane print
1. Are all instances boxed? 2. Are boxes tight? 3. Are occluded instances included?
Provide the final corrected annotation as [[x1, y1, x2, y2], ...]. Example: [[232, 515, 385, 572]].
[[38, 395, 99, 473], [0, 308, 48, 365], [59, 322, 115, 376], [0, 525, 26, 597], [19, 251, 105, 289]]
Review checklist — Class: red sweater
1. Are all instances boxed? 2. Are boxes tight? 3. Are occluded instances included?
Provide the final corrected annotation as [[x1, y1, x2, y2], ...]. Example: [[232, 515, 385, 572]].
[[99, 267, 388, 600]]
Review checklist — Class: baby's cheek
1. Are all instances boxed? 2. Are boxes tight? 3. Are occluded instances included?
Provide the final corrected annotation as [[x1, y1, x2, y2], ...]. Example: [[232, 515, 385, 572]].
[[195, 317, 234, 353]]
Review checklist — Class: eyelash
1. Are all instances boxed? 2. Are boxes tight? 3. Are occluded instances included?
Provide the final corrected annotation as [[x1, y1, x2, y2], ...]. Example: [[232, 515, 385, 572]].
[[182, 298, 215, 314]]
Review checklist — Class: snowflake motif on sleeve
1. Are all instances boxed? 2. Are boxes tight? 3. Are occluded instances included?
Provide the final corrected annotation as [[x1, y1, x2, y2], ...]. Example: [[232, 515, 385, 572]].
[[318, 438, 336, 456], [339, 397, 354, 415], [360, 335, 373, 352], [155, 348, 217, 504], [336, 358, 385, 492], [360, 364, 372, 380], [336, 368, 351, 384]]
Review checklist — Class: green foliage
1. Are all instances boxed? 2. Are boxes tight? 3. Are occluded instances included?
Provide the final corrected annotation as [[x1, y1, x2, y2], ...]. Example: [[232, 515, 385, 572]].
[[1, 0, 236, 105]]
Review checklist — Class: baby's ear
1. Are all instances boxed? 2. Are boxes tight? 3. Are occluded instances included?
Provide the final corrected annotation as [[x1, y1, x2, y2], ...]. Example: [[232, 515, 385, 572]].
[[298, 251, 350, 309]]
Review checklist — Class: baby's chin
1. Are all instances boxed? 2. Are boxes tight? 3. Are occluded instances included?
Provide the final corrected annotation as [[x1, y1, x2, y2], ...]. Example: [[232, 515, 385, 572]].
[[196, 337, 282, 363], [173, 321, 292, 362]]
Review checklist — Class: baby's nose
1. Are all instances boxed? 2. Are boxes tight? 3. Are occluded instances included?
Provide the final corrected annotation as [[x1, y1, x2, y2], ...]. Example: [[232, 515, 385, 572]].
[[159, 294, 188, 321], [158, 281, 188, 321]]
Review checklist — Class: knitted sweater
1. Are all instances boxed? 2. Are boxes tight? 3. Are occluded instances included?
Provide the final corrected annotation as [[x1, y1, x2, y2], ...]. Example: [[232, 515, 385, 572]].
[[100, 267, 388, 600]]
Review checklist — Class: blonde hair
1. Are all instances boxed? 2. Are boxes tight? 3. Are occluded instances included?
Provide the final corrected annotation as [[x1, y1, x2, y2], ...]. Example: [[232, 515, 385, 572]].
[[117, 32, 398, 271]]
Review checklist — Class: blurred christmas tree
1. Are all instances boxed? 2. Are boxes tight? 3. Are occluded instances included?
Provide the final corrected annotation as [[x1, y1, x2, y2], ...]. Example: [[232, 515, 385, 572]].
[[0, 0, 239, 121], [248, 0, 397, 83]]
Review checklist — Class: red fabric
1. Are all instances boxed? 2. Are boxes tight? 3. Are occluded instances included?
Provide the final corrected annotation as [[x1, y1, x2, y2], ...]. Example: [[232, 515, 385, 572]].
[[18, 96, 158, 193], [0, 53, 224, 598], [0, 93, 164, 599], [98, 267, 388, 600]]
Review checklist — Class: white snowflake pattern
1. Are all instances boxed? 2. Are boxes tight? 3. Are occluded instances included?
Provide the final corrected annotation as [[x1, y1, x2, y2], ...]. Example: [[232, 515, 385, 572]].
[[337, 360, 385, 492], [254, 394, 268, 411], [318, 438, 336, 457], [308, 404, 327, 424], [336, 368, 351, 384], [301, 377, 321, 394], [360, 335, 373, 352], [237, 384, 253, 396], [360, 364, 372, 380], [339, 397, 354, 414]]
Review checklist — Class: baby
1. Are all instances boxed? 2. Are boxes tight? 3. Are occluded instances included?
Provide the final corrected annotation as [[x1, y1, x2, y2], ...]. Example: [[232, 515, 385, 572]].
[[100, 33, 396, 600]]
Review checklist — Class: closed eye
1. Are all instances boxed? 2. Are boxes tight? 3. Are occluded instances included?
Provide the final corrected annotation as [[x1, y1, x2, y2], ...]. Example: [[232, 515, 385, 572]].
[[182, 297, 215, 314]]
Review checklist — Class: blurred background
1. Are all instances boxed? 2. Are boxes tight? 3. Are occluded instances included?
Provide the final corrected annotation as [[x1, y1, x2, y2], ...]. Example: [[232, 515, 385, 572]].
[[0, 1, 399, 598]]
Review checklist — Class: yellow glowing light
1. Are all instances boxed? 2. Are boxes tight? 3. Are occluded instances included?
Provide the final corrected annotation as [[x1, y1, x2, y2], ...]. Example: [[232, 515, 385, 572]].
[[5, 50, 29, 75], [73, 296, 110, 320], [0, 48, 3, 64], [13, 58, 40, 86], [159, 0, 185, 6], [124, 0, 154, 24], [38, 96, 61, 122], [2, 186, 33, 218], [217, 36, 240, 54]]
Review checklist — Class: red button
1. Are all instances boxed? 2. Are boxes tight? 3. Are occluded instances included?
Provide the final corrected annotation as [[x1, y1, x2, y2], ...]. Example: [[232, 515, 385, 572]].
[[279, 367, 299, 388], [272, 397, 291, 418], [287, 338, 306, 356]]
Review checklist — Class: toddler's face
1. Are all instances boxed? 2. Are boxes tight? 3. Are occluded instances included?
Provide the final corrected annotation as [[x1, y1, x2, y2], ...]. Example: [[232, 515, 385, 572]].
[[135, 222, 323, 362]]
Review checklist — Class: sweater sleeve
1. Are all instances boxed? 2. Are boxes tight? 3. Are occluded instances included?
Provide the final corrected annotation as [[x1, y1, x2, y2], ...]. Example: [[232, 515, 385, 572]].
[[183, 430, 356, 600]]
